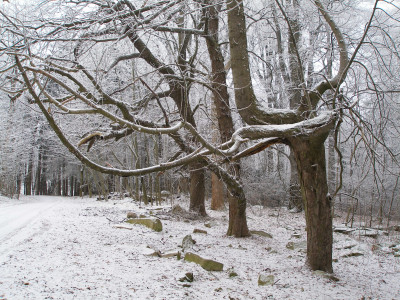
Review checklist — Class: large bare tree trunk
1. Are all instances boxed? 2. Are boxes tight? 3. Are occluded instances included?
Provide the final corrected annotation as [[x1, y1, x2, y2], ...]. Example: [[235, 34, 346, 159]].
[[210, 99, 225, 210], [291, 135, 333, 273], [189, 161, 206, 216], [211, 173, 224, 210], [226, 164, 249, 237], [287, 0, 303, 211], [205, 0, 248, 235]]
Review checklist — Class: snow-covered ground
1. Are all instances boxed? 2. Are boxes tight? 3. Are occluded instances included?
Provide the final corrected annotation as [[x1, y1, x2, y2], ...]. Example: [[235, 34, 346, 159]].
[[0, 195, 399, 300]]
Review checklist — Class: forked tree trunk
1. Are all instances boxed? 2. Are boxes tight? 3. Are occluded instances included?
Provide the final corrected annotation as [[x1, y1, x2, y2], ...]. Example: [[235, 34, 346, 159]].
[[291, 135, 333, 272], [205, 0, 248, 235]]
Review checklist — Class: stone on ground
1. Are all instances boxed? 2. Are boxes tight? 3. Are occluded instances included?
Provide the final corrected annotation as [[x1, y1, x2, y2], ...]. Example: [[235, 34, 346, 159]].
[[258, 274, 275, 286], [184, 252, 223, 271], [126, 218, 162, 232]]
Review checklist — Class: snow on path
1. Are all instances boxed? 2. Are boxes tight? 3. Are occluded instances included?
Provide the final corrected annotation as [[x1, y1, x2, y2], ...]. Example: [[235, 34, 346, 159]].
[[0, 196, 62, 259], [0, 195, 399, 300]]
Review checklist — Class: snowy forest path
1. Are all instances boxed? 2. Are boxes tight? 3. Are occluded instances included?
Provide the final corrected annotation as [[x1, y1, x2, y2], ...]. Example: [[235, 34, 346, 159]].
[[0, 196, 65, 260]]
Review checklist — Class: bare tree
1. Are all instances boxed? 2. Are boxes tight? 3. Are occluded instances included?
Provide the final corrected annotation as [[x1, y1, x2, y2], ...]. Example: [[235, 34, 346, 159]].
[[1, 0, 390, 273]]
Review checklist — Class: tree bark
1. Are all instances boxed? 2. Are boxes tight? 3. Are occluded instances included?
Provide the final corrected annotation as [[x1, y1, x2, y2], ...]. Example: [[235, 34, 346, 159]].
[[327, 132, 336, 194], [189, 161, 206, 216], [24, 153, 33, 195], [56, 165, 62, 196], [287, 0, 303, 211], [226, 167, 249, 237], [205, 0, 248, 234], [69, 176, 74, 197], [291, 135, 333, 273], [15, 174, 21, 199], [288, 150, 303, 211], [211, 173, 224, 210], [35, 147, 42, 195]]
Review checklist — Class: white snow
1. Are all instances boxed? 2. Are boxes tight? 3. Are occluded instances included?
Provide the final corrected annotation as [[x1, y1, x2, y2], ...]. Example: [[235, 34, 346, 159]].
[[0, 195, 399, 299]]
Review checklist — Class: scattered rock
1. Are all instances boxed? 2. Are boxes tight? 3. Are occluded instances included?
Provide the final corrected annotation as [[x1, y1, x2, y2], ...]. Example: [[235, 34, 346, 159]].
[[250, 230, 273, 238], [193, 228, 207, 234], [313, 270, 339, 281], [333, 226, 355, 235], [149, 207, 164, 211], [286, 242, 295, 250], [229, 271, 238, 278], [343, 244, 357, 250], [141, 245, 162, 257], [182, 235, 196, 251], [179, 272, 194, 282], [204, 223, 212, 228], [148, 250, 162, 257], [291, 233, 301, 239], [184, 252, 223, 271], [354, 229, 379, 238], [112, 225, 133, 230], [126, 218, 163, 232], [171, 205, 185, 214], [161, 250, 180, 258], [258, 274, 275, 286], [341, 251, 364, 258], [286, 241, 307, 251], [126, 212, 137, 219]]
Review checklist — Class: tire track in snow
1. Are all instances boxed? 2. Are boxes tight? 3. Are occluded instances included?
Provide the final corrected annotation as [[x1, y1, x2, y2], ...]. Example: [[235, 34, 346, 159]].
[[0, 197, 62, 260]]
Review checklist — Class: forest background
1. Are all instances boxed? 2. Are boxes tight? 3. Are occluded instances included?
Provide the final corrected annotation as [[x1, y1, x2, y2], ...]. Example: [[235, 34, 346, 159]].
[[0, 0, 399, 274]]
